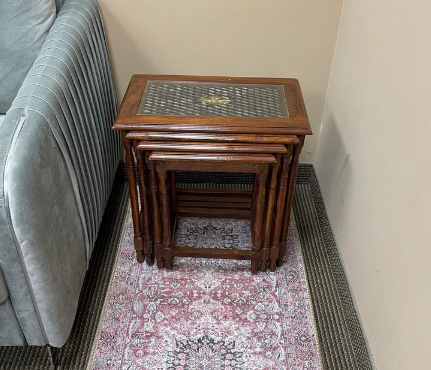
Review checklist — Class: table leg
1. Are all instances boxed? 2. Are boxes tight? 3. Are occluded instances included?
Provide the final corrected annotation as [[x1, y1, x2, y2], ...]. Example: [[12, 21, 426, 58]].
[[135, 147, 154, 265], [156, 162, 173, 269], [122, 134, 144, 263], [251, 165, 268, 274], [147, 155, 164, 268], [260, 154, 281, 272], [278, 137, 304, 267], [170, 171, 177, 231], [269, 147, 293, 271], [250, 173, 258, 225]]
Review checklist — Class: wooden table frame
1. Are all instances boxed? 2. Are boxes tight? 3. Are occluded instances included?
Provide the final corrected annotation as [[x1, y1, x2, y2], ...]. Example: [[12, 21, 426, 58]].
[[147, 152, 276, 273], [115, 75, 311, 272]]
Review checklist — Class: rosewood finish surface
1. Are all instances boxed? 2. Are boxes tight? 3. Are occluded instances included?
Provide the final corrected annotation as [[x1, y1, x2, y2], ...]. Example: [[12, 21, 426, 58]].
[[126, 132, 301, 145], [115, 75, 311, 134], [114, 74, 312, 271], [136, 142, 287, 154]]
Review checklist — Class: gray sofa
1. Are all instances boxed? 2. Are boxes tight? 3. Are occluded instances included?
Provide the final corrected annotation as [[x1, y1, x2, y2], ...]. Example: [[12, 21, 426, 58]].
[[0, 0, 120, 347]]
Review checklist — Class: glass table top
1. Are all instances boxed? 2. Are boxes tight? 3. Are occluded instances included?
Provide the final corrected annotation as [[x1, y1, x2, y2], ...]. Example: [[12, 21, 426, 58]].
[[137, 80, 289, 118]]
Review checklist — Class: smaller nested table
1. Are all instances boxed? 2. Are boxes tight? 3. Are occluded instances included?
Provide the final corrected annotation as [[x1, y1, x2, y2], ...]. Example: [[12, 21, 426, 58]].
[[148, 152, 275, 273], [114, 75, 312, 272]]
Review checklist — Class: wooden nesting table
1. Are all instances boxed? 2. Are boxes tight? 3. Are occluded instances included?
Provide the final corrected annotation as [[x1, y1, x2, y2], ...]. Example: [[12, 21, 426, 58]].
[[113, 74, 312, 273]]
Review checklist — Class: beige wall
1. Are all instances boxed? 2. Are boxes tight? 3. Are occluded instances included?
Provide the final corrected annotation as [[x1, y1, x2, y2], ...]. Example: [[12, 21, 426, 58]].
[[315, 0, 431, 369], [98, 0, 343, 162]]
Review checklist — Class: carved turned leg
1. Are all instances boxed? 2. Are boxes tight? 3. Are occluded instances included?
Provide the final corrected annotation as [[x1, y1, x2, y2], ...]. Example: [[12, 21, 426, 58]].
[[135, 147, 154, 266], [251, 165, 268, 274], [156, 162, 173, 269], [170, 171, 178, 232], [278, 137, 304, 267], [147, 155, 164, 268], [122, 133, 144, 263], [260, 154, 281, 272], [269, 147, 293, 271], [250, 174, 258, 240]]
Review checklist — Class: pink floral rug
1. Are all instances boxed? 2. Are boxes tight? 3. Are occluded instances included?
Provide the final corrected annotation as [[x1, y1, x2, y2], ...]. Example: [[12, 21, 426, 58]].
[[88, 212, 322, 370]]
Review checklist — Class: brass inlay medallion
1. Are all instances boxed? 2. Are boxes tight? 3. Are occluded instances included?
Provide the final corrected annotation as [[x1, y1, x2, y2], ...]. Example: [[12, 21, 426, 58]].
[[198, 95, 231, 106]]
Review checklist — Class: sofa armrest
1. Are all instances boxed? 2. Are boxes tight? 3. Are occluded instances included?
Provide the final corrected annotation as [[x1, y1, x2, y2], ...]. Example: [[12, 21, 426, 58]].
[[0, 0, 120, 347]]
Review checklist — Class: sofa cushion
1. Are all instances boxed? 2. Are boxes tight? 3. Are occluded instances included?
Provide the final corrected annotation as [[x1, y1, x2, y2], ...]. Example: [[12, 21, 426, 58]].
[[0, 0, 56, 113], [55, 0, 65, 14], [0, 115, 5, 129]]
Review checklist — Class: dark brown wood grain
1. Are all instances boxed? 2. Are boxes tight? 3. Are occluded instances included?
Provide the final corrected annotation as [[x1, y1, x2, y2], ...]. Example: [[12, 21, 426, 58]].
[[126, 132, 301, 145], [278, 137, 304, 267], [269, 146, 293, 271], [170, 172, 177, 227], [115, 122, 311, 135], [123, 133, 144, 263], [115, 116, 310, 130], [177, 201, 250, 209], [251, 166, 268, 274], [116, 74, 312, 269], [177, 191, 251, 219], [156, 162, 173, 269], [136, 141, 287, 154], [135, 145, 153, 265], [283, 81, 308, 120], [177, 190, 253, 216], [260, 154, 281, 272], [131, 74, 303, 84], [169, 162, 266, 174], [150, 152, 271, 272], [146, 153, 164, 268], [250, 174, 258, 235], [114, 75, 312, 135], [117, 78, 139, 120], [178, 207, 250, 219], [177, 188, 252, 195], [177, 193, 251, 203], [149, 152, 277, 164]]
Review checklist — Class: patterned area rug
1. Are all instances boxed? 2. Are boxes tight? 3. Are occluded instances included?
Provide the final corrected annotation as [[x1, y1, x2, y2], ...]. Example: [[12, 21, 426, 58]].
[[87, 214, 322, 370], [0, 164, 374, 370]]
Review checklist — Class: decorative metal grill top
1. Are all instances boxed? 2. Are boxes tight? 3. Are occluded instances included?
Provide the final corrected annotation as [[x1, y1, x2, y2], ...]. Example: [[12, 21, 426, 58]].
[[138, 81, 289, 118]]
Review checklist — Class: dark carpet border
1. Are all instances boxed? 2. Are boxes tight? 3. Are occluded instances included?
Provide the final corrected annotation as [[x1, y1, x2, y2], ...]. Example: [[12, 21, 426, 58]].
[[294, 164, 374, 370]]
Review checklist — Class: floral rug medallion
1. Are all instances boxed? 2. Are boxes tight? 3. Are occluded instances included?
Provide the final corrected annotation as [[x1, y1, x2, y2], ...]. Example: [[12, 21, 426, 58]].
[[88, 215, 321, 370]]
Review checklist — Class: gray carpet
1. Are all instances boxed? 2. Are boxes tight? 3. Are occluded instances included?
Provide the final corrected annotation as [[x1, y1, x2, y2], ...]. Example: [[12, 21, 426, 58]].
[[0, 164, 374, 369]]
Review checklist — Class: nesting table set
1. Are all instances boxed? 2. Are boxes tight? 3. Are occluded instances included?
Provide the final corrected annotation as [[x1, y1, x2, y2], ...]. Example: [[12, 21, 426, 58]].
[[114, 75, 312, 274]]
